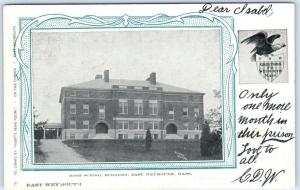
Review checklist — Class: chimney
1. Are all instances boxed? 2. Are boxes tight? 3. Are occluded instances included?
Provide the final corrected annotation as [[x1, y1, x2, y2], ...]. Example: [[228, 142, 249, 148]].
[[148, 72, 156, 85], [104, 70, 109, 82], [95, 74, 102, 80]]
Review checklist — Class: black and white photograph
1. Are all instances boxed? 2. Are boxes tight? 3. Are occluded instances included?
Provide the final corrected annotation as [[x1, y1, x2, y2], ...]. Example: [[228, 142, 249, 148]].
[[32, 29, 223, 163]]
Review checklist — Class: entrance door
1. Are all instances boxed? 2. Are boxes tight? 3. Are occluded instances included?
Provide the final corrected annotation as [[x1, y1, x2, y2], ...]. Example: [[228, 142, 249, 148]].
[[95, 123, 108, 133], [166, 124, 177, 134]]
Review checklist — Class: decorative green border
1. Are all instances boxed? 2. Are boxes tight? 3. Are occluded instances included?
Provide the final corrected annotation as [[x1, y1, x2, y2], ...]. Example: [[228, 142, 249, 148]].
[[15, 12, 237, 170]]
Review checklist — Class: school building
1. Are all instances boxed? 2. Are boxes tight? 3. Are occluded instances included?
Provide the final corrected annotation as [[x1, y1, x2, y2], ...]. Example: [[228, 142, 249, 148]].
[[59, 70, 205, 140]]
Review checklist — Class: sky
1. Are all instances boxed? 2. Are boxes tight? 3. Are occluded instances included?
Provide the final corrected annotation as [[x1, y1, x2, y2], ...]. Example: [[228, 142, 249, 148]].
[[32, 29, 221, 122]]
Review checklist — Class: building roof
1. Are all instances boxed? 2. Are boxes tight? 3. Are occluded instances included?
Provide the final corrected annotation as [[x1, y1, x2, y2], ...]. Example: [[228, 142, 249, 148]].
[[66, 78, 203, 94], [44, 123, 62, 128]]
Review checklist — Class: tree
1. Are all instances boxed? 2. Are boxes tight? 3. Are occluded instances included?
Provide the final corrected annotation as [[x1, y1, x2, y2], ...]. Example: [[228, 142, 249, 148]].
[[205, 90, 222, 132], [34, 126, 44, 141], [201, 124, 223, 157], [201, 90, 223, 157], [33, 106, 48, 141], [145, 128, 152, 151], [200, 122, 222, 157], [209, 130, 222, 156], [200, 121, 211, 156]]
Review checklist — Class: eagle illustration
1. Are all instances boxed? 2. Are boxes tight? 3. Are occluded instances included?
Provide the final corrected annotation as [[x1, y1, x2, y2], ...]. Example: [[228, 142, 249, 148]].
[[241, 31, 286, 61]]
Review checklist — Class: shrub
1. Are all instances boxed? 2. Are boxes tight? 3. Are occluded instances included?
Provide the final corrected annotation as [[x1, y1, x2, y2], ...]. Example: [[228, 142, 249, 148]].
[[200, 122, 222, 157], [200, 122, 211, 156], [145, 129, 152, 151], [34, 127, 44, 141]]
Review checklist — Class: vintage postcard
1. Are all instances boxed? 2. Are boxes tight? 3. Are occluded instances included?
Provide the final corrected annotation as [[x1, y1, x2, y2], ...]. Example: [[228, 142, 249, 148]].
[[3, 3, 295, 190]]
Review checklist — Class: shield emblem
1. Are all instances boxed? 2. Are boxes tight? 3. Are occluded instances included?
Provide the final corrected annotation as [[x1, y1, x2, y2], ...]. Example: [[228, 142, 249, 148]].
[[256, 54, 284, 82]]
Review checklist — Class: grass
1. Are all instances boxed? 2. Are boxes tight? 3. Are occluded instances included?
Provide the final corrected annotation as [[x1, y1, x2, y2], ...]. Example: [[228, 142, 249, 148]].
[[63, 140, 222, 162], [34, 140, 47, 163]]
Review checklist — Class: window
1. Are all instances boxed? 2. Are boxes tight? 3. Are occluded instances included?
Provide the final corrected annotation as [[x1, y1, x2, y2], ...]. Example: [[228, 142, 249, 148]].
[[133, 121, 144, 130], [70, 120, 76, 129], [119, 85, 127, 89], [118, 134, 128, 139], [184, 134, 188, 139], [124, 122, 129, 129], [194, 134, 199, 139], [183, 107, 188, 117], [70, 133, 76, 139], [183, 122, 189, 130], [118, 134, 122, 139], [149, 100, 158, 115], [83, 133, 89, 139], [153, 121, 159, 130], [134, 134, 144, 139], [182, 96, 189, 101], [117, 121, 129, 130], [153, 134, 159, 140], [134, 99, 143, 115], [83, 104, 89, 114], [148, 121, 159, 130], [80, 90, 89, 97], [70, 104, 76, 114], [82, 91, 89, 97], [119, 99, 128, 114], [134, 86, 143, 90], [70, 91, 76, 96], [133, 121, 138, 129], [168, 105, 174, 120], [194, 108, 200, 117], [149, 87, 157, 90], [99, 104, 105, 119], [193, 97, 200, 102], [83, 120, 89, 129], [117, 121, 122, 129], [139, 122, 144, 130]]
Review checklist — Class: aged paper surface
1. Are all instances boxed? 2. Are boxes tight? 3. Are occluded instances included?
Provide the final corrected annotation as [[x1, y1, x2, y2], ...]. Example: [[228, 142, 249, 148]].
[[3, 3, 295, 190]]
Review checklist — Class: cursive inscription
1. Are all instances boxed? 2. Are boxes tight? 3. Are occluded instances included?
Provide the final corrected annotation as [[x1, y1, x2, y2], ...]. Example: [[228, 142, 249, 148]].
[[199, 3, 273, 17], [233, 88, 293, 187], [232, 168, 285, 187]]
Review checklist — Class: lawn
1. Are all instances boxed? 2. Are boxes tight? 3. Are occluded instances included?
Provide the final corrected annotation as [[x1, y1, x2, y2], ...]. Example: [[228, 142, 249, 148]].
[[63, 139, 222, 162]]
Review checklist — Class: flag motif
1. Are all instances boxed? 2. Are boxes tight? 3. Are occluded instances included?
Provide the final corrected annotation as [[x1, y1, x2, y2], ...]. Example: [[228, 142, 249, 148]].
[[256, 54, 284, 82]]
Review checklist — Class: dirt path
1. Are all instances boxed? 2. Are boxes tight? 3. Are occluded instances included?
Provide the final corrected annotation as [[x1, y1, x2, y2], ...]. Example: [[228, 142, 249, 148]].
[[39, 139, 88, 163]]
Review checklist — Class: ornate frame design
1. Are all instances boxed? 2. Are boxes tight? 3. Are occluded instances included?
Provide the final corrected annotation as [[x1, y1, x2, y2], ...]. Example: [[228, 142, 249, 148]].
[[15, 12, 237, 170]]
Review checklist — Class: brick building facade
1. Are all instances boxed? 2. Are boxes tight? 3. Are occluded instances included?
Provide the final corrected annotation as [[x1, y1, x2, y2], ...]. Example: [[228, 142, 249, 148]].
[[59, 70, 204, 140]]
